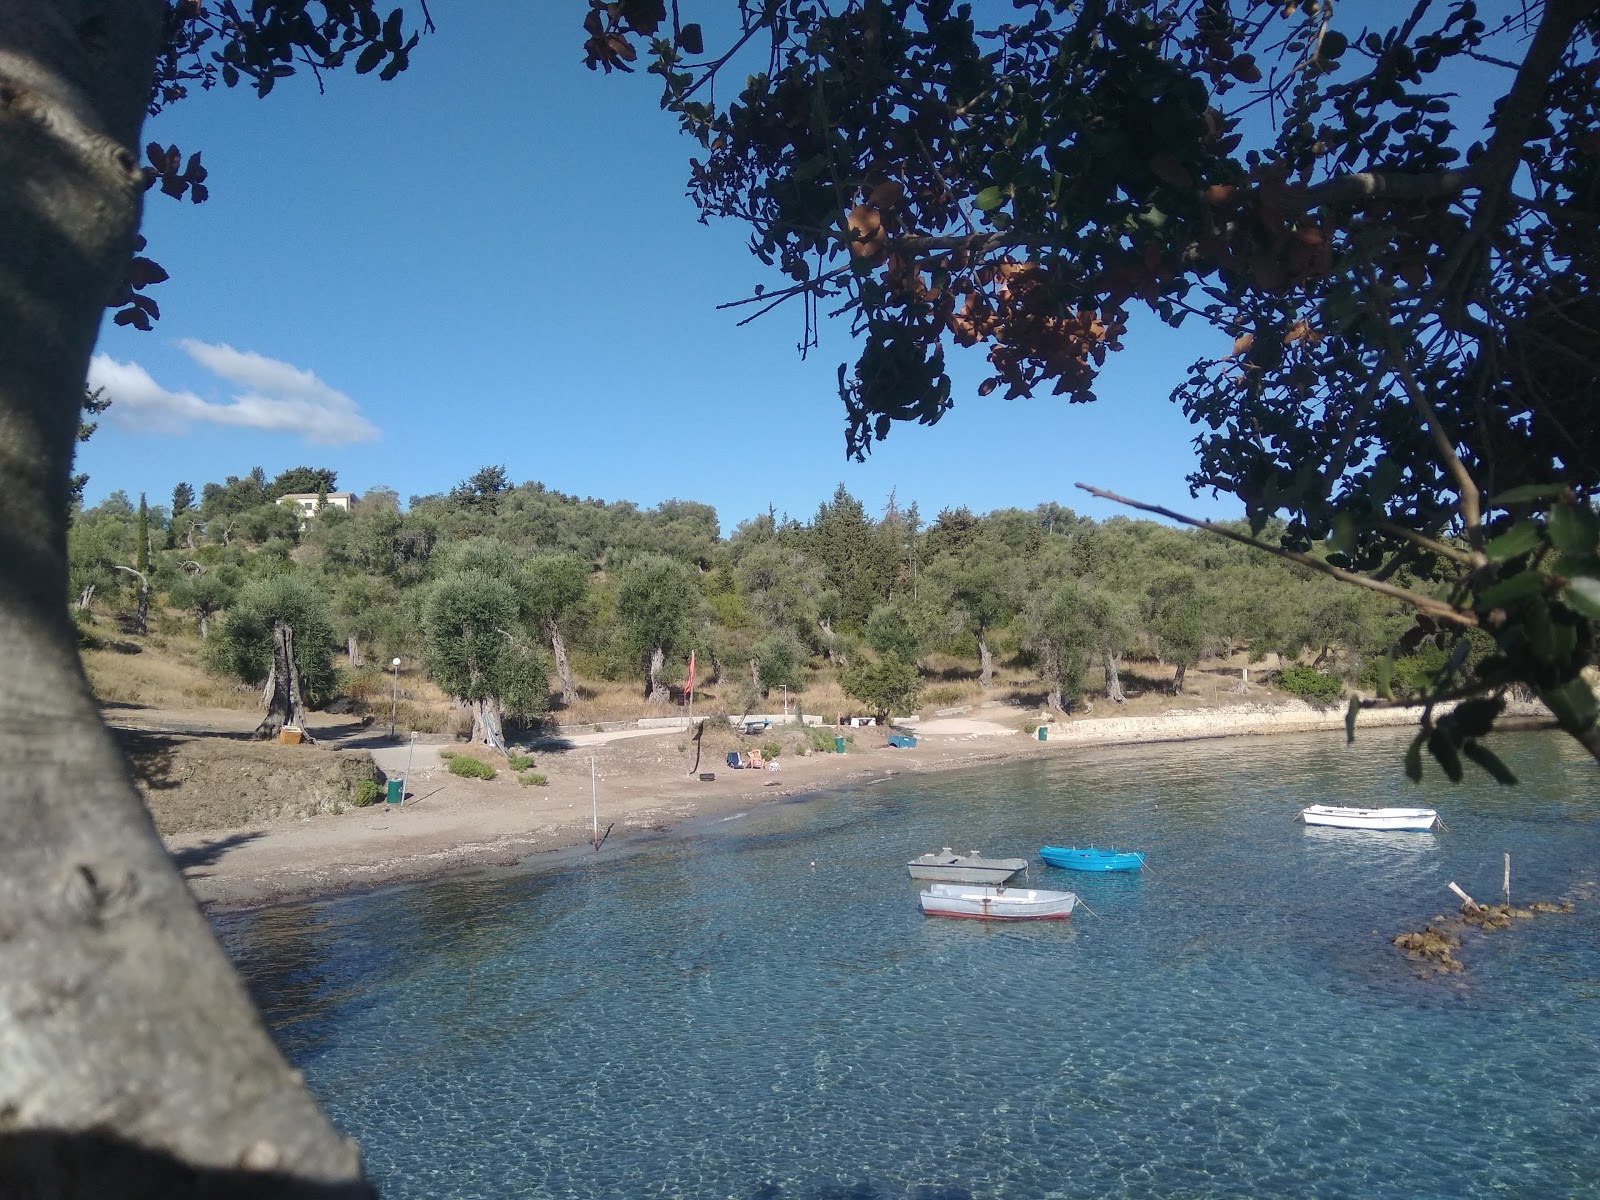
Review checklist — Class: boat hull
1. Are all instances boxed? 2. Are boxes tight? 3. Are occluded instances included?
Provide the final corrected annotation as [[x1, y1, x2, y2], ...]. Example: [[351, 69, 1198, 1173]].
[[907, 851, 1027, 885], [919, 883, 1077, 921], [1299, 805, 1438, 832], [1039, 845, 1145, 872]]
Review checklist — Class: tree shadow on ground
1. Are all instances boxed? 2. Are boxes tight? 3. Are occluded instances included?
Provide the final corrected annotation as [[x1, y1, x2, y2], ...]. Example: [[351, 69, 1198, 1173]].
[[0, 1130, 372, 1198], [171, 831, 265, 870], [113, 729, 182, 790]]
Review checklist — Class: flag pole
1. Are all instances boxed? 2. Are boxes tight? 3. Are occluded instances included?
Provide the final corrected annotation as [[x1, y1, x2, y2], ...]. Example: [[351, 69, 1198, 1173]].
[[590, 755, 599, 852]]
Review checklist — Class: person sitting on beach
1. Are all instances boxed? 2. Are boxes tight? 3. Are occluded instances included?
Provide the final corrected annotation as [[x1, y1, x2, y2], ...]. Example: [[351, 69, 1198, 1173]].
[[748, 748, 764, 769]]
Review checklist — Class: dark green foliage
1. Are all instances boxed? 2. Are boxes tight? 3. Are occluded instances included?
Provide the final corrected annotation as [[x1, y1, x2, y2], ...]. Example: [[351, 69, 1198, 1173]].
[[761, 741, 782, 759], [615, 553, 702, 686], [352, 779, 382, 807], [448, 755, 497, 780], [423, 570, 550, 720], [209, 574, 337, 705], [449, 465, 511, 514], [752, 633, 802, 695], [507, 753, 534, 772], [266, 466, 337, 500], [170, 482, 194, 517], [135, 494, 149, 573], [865, 604, 920, 663], [1275, 665, 1344, 705], [841, 654, 922, 724]]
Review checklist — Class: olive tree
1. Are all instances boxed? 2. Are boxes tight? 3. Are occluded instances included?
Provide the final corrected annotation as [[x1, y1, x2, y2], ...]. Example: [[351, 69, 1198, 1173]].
[[423, 569, 550, 751], [209, 573, 337, 737], [615, 554, 702, 705]]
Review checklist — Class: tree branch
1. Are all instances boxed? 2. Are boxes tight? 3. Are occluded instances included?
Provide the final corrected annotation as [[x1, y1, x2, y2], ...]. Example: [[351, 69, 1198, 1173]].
[[1073, 483, 1478, 627]]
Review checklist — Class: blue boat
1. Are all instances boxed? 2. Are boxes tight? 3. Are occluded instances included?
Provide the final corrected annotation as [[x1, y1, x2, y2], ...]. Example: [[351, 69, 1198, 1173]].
[[1040, 845, 1145, 873]]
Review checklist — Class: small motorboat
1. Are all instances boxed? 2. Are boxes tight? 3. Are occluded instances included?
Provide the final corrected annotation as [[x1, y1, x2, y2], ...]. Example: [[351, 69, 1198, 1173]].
[[907, 848, 1027, 885], [919, 882, 1078, 921], [1040, 845, 1145, 873], [1299, 805, 1438, 832]]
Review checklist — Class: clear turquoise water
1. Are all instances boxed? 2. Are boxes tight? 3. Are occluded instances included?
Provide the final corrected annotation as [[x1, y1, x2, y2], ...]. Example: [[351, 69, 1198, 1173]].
[[220, 729, 1600, 1199]]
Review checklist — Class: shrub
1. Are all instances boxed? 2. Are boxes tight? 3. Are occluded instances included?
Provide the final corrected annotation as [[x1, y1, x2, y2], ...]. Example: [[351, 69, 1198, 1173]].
[[352, 779, 382, 808], [1277, 665, 1344, 704], [761, 741, 781, 760], [806, 726, 836, 753], [438, 747, 458, 759], [1023, 720, 1039, 735], [518, 771, 548, 787], [507, 753, 534, 771], [448, 755, 496, 780]]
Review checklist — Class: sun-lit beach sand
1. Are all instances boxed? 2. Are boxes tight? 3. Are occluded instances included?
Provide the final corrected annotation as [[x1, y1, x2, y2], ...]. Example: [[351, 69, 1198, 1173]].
[[133, 698, 1495, 910]]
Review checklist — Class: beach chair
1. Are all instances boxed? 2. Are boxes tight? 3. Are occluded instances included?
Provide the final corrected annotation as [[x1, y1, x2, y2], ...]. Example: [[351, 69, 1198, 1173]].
[[725, 751, 742, 769]]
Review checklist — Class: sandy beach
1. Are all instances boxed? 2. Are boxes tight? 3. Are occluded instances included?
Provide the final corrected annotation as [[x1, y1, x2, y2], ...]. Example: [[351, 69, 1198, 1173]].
[[124, 697, 1499, 912]]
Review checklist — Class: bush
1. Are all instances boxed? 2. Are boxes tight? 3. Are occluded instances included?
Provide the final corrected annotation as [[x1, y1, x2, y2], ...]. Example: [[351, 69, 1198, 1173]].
[[507, 753, 534, 771], [761, 741, 781, 759], [1277, 665, 1344, 704], [438, 747, 458, 759], [805, 726, 836, 753], [448, 754, 496, 780], [518, 771, 548, 787], [352, 779, 383, 807]]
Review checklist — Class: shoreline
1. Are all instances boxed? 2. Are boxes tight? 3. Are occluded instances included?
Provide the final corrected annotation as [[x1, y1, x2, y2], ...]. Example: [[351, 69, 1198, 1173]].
[[165, 699, 1544, 915]]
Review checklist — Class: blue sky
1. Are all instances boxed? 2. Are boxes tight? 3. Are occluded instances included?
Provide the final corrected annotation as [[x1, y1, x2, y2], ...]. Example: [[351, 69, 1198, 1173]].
[[84, 7, 1256, 530]]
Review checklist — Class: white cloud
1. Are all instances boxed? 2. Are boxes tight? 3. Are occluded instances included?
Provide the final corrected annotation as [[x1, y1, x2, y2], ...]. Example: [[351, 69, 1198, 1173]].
[[88, 340, 379, 445]]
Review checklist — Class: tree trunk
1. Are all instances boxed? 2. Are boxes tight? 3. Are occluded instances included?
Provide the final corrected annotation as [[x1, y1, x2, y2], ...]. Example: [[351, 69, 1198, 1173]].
[[346, 632, 361, 669], [1046, 683, 1063, 713], [76, 583, 94, 611], [1311, 643, 1330, 669], [255, 621, 310, 740], [135, 578, 148, 636], [749, 657, 761, 692], [468, 697, 505, 752], [1171, 661, 1188, 695], [1103, 649, 1126, 703], [818, 618, 836, 660], [198, 612, 208, 640], [0, 3, 369, 1189], [548, 621, 576, 706], [646, 646, 670, 705], [977, 631, 994, 689]]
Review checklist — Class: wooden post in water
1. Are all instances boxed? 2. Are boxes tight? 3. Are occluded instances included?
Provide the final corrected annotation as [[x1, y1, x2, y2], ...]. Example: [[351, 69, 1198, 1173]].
[[590, 755, 599, 852], [1504, 852, 1511, 906]]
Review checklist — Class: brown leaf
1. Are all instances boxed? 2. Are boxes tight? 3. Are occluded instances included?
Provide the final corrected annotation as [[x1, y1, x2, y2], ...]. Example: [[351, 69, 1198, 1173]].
[[1231, 332, 1255, 357]]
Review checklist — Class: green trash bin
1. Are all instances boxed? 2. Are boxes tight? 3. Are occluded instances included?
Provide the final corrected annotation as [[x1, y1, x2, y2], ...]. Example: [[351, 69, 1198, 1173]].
[[835, 735, 846, 753], [1037, 725, 1048, 741], [385, 778, 403, 805]]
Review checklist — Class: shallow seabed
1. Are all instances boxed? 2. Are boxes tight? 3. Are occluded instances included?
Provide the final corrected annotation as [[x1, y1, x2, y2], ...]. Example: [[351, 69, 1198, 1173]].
[[220, 728, 1600, 1199]]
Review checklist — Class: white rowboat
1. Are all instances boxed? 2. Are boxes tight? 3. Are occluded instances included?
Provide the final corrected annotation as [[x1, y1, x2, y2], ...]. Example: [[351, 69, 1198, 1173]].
[[1299, 805, 1438, 832], [907, 848, 1027, 885], [919, 882, 1078, 921]]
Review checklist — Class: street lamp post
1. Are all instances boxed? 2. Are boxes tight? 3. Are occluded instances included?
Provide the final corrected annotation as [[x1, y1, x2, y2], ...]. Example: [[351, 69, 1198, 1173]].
[[390, 657, 402, 739]]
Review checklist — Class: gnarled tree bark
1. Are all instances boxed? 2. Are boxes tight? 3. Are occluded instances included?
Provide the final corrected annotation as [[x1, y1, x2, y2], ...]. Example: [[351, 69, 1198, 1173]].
[[977, 630, 994, 689], [1103, 649, 1126, 704], [646, 646, 670, 705], [0, 2, 372, 1193], [547, 620, 576, 706], [256, 621, 311, 742]]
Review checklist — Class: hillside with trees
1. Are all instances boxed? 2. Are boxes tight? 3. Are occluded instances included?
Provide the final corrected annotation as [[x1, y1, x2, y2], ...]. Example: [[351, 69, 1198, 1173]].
[[71, 467, 1440, 733]]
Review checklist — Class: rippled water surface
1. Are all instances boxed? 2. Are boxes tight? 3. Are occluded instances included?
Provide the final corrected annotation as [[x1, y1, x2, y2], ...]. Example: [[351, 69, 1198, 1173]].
[[220, 729, 1600, 1198]]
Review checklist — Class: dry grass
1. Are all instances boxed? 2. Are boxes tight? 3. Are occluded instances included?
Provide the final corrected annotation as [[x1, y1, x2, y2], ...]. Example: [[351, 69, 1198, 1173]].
[[84, 626, 258, 711], [85, 617, 1305, 738]]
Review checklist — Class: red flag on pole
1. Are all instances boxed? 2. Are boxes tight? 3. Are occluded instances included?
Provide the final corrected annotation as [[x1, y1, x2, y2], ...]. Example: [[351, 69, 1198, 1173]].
[[686, 651, 696, 698]]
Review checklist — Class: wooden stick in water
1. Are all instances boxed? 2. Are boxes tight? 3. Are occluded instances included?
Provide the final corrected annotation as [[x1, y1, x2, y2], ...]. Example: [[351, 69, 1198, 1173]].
[[1504, 852, 1511, 906], [1448, 881, 1480, 909]]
